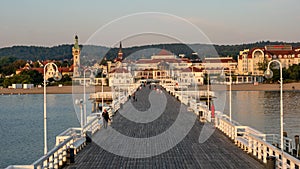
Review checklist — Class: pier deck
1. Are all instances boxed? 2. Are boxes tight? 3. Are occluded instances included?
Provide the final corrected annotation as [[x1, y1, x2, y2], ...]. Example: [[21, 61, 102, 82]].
[[65, 86, 264, 169]]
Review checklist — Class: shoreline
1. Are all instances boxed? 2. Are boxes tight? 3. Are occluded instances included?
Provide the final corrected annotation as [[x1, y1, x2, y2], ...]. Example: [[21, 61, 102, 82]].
[[1, 83, 300, 95]]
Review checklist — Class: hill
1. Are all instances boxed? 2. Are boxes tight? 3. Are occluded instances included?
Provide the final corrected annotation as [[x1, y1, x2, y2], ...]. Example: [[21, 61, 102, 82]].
[[1, 41, 300, 62]]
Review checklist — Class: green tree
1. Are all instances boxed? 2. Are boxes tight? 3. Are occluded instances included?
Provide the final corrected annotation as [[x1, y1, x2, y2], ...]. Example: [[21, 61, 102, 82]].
[[20, 70, 43, 85]]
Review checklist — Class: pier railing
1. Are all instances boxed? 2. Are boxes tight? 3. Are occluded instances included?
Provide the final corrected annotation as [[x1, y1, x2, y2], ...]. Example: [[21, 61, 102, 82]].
[[214, 111, 300, 169], [162, 84, 300, 169], [6, 116, 101, 169]]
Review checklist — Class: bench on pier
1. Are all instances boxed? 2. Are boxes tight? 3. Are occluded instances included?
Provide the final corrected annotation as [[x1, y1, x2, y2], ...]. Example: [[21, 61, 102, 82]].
[[72, 137, 86, 155]]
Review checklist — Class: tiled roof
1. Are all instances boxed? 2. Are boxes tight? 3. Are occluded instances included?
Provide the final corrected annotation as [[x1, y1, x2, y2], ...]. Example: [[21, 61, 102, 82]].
[[109, 67, 129, 73], [203, 58, 237, 63], [157, 49, 173, 56], [181, 67, 203, 72], [136, 58, 190, 64], [239, 47, 300, 59]]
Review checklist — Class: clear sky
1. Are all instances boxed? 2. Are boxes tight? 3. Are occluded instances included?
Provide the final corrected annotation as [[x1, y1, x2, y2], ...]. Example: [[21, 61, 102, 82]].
[[0, 0, 299, 48]]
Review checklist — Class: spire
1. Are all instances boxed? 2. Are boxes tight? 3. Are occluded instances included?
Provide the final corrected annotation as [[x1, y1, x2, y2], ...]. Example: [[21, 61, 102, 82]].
[[74, 35, 79, 49], [118, 41, 123, 60]]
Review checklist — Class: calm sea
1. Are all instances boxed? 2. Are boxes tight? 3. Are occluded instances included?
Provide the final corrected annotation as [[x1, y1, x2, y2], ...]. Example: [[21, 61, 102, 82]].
[[214, 90, 300, 138], [1, 91, 300, 168], [0, 94, 80, 168]]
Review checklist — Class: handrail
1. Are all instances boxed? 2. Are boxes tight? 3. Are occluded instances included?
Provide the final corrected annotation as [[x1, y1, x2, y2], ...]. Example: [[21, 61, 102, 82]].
[[32, 136, 73, 167], [215, 111, 300, 168]]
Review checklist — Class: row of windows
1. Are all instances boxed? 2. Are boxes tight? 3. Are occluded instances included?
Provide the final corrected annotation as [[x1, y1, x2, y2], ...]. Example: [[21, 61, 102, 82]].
[[267, 54, 300, 59]]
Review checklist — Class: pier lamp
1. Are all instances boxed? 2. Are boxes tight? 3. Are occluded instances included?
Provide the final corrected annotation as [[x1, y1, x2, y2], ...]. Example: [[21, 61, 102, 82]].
[[264, 60, 283, 152], [220, 67, 232, 122], [43, 63, 62, 155], [83, 69, 95, 126], [207, 71, 210, 111], [75, 99, 84, 129]]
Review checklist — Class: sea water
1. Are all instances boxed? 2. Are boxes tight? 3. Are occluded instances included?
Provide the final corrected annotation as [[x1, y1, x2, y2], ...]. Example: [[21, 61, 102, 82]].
[[1, 91, 300, 168], [0, 94, 80, 168]]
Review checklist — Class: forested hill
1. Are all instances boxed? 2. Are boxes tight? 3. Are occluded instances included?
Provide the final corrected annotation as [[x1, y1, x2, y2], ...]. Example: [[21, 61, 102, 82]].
[[1, 41, 300, 61]]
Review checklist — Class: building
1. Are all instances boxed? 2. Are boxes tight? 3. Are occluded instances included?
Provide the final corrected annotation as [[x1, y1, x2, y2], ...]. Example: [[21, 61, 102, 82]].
[[72, 35, 81, 77], [108, 67, 134, 87], [238, 45, 300, 76], [179, 67, 204, 85], [132, 49, 192, 81], [202, 57, 237, 74], [16, 61, 73, 80]]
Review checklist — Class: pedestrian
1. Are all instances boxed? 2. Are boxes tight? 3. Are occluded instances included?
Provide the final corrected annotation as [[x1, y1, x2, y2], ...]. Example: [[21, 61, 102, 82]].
[[102, 109, 111, 129]]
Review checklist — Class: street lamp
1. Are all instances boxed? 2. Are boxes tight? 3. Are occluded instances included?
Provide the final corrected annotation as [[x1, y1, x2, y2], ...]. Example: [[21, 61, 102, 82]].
[[83, 69, 95, 126], [207, 72, 210, 111], [264, 60, 283, 151], [220, 67, 232, 122], [43, 62, 62, 155], [75, 99, 84, 128], [101, 69, 107, 114]]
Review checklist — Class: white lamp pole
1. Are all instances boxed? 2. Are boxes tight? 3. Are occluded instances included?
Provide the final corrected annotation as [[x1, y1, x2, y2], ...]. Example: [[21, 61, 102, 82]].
[[264, 60, 283, 151], [220, 67, 232, 122], [229, 66, 232, 122], [83, 68, 94, 126], [43, 62, 61, 155], [102, 72, 104, 114], [207, 72, 210, 111]]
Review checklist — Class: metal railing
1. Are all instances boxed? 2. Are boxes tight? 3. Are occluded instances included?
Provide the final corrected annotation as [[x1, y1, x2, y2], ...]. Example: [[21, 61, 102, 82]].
[[215, 111, 300, 169], [6, 116, 101, 169]]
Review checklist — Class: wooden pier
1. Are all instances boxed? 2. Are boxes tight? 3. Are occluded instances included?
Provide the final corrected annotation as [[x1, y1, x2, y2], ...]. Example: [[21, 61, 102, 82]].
[[65, 85, 264, 169]]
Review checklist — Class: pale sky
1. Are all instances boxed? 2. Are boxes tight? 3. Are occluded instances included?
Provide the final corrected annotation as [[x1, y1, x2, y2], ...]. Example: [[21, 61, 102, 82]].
[[0, 0, 299, 48]]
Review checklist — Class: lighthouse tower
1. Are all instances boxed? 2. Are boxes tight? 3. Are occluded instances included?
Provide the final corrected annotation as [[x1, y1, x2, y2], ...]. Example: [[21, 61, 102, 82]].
[[72, 35, 80, 77]]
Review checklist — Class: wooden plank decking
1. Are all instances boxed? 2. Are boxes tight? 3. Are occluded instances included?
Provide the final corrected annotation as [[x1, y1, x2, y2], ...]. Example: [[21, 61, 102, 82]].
[[65, 85, 265, 169]]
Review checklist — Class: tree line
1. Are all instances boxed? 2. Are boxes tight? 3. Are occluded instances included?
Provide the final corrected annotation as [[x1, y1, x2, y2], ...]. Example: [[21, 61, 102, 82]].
[[1, 41, 300, 62], [1, 41, 300, 87]]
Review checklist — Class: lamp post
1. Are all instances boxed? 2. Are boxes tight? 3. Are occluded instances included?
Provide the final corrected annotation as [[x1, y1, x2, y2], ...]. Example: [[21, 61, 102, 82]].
[[220, 67, 232, 122], [43, 62, 62, 155], [101, 71, 104, 114], [264, 60, 283, 151], [229, 67, 232, 122], [75, 99, 84, 129], [207, 72, 210, 111], [83, 69, 95, 126]]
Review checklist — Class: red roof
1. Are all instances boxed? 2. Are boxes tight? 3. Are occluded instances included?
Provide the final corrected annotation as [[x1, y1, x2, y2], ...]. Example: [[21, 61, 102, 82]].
[[136, 58, 190, 64], [157, 49, 173, 55], [239, 47, 300, 59], [109, 67, 129, 73], [203, 58, 236, 63], [181, 67, 203, 72]]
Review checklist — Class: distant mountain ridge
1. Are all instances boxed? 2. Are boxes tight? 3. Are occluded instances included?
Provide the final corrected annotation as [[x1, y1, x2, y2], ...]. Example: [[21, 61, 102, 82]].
[[1, 41, 300, 61]]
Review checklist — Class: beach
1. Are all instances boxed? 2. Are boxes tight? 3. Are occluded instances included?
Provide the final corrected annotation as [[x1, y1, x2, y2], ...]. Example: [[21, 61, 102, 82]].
[[0, 86, 112, 95], [1, 83, 300, 95]]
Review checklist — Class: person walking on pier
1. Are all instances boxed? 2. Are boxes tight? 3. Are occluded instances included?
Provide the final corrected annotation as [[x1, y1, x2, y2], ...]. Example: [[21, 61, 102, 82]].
[[102, 109, 111, 129]]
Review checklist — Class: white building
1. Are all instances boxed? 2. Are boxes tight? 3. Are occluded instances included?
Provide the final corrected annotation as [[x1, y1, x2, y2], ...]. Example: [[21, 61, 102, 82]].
[[238, 45, 300, 76], [179, 67, 204, 85], [202, 57, 237, 74], [108, 67, 134, 87]]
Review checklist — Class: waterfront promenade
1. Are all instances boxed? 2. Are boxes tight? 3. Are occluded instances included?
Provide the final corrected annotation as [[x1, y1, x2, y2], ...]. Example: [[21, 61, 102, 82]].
[[65, 85, 264, 168]]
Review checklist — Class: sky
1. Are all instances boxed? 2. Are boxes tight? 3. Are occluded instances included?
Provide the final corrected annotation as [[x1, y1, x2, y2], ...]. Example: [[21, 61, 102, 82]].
[[0, 0, 300, 48]]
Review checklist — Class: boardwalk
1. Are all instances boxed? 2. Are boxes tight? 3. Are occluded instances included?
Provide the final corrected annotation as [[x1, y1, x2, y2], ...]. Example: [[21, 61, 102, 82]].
[[65, 85, 264, 169]]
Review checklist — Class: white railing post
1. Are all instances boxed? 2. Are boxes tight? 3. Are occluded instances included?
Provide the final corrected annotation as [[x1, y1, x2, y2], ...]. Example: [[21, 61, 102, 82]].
[[263, 145, 267, 163]]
